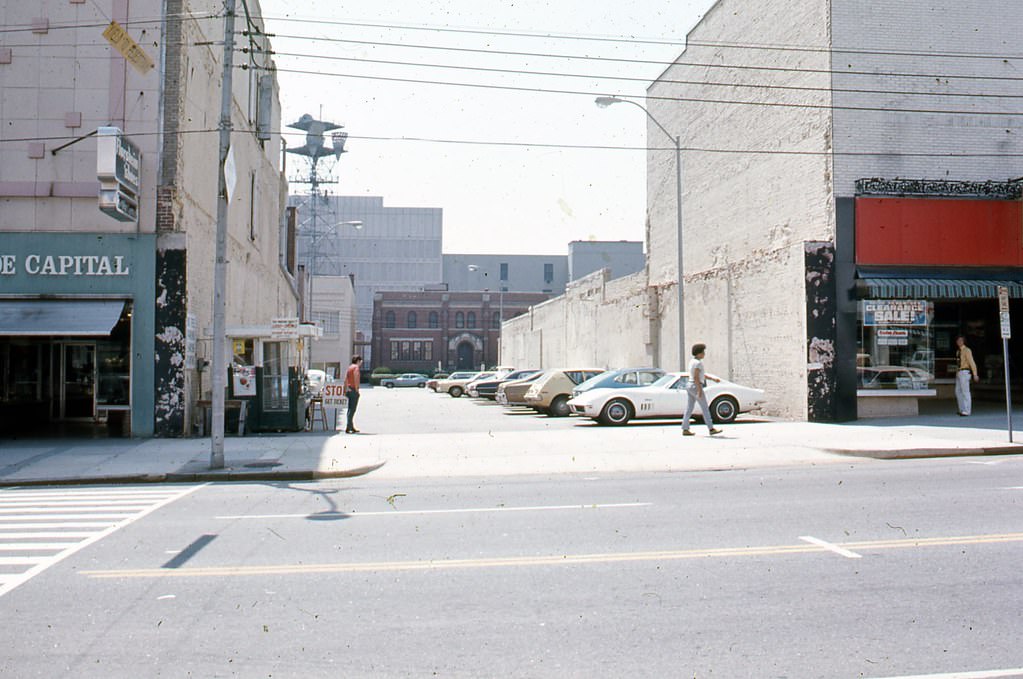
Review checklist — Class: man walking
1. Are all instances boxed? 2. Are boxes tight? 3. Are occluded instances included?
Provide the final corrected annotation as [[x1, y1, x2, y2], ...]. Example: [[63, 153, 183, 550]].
[[344, 355, 363, 433], [682, 343, 722, 437], [955, 335, 979, 416]]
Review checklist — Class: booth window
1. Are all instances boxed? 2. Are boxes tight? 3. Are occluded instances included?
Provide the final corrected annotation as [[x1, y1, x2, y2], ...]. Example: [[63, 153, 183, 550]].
[[262, 341, 290, 411]]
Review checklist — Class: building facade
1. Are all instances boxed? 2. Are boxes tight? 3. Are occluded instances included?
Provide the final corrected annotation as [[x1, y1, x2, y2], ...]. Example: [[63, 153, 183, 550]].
[[0, 1, 298, 437], [503, 0, 1023, 420], [292, 195, 443, 365], [307, 274, 357, 379], [371, 290, 550, 373]]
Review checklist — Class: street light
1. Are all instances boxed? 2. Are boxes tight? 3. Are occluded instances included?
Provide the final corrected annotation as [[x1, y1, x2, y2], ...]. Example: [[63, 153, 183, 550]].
[[596, 95, 685, 370]]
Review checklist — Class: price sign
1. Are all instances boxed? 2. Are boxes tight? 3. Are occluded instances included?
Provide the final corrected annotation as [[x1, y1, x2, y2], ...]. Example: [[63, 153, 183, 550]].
[[320, 383, 348, 408]]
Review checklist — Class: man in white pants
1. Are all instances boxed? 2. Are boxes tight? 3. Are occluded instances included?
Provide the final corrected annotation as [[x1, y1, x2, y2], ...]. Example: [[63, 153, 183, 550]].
[[955, 335, 979, 416], [682, 343, 722, 436]]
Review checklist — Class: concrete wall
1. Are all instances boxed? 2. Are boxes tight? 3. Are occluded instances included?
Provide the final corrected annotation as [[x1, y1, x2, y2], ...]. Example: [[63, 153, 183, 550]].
[[501, 268, 656, 371], [830, 0, 1023, 196], [643, 0, 836, 417]]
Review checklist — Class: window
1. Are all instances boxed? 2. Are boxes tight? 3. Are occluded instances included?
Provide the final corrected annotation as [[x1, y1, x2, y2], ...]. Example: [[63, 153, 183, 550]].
[[312, 311, 339, 336], [390, 341, 400, 360], [467, 312, 476, 329], [401, 341, 411, 360], [385, 311, 396, 328], [428, 311, 439, 328], [261, 341, 290, 411], [544, 263, 554, 284], [456, 312, 464, 328], [492, 312, 501, 329], [500, 262, 508, 281], [407, 311, 417, 329], [423, 342, 433, 361]]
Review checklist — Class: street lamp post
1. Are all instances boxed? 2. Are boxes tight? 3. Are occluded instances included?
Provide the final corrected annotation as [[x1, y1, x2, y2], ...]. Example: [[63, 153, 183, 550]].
[[596, 96, 685, 370]]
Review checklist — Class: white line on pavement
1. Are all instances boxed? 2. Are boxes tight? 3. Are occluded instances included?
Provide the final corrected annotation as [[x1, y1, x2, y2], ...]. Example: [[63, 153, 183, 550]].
[[0, 484, 207, 599], [0, 501, 158, 508], [0, 522, 120, 529], [798, 535, 863, 559], [0, 532, 99, 538], [0, 513, 135, 520], [863, 669, 1023, 679], [216, 502, 654, 520], [0, 543, 81, 550]]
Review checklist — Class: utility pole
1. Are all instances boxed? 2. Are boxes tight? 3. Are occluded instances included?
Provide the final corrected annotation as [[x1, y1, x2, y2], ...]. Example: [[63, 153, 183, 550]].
[[210, 0, 237, 469]]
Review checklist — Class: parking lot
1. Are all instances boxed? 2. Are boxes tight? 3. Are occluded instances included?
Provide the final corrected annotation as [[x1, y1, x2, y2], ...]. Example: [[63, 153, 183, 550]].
[[352, 383, 613, 436]]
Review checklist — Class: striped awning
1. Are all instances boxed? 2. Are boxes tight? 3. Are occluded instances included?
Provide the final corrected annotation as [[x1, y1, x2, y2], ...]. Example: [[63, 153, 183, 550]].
[[856, 278, 1023, 299]]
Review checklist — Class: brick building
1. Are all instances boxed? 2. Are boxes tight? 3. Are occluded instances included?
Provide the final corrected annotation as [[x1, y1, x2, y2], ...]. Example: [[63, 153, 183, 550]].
[[502, 0, 1023, 420], [0, 1, 299, 436], [371, 291, 550, 372]]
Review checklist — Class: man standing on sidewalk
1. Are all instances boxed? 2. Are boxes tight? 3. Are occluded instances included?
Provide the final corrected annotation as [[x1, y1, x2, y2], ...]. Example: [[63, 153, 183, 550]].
[[955, 335, 979, 416], [682, 343, 722, 437], [344, 355, 363, 433]]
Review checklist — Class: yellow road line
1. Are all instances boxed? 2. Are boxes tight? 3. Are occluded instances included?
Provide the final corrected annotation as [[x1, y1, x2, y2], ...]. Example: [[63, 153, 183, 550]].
[[80, 532, 1023, 579]]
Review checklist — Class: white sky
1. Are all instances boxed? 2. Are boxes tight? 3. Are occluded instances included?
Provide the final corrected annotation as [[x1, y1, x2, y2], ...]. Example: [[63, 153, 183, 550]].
[[257, 0, 717, 255]]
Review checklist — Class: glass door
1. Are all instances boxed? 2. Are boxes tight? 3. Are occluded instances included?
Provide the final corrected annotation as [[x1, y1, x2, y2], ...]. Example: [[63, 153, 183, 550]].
[[61, 344, 96, 420]]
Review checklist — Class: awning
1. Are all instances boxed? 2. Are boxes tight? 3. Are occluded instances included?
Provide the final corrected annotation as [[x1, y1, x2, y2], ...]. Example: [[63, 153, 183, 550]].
[[0, 300, 126, 336], [855, 278, 1023, 300]]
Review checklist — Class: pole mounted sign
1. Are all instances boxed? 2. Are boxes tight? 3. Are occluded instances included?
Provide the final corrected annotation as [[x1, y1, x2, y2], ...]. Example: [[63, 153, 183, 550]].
[[96, 127, 140, 223], [998, 286, 1013, 442]]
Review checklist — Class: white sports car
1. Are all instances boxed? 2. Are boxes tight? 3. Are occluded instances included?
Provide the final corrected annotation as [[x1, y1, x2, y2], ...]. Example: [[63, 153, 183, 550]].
[[567, 371, 766, 426]]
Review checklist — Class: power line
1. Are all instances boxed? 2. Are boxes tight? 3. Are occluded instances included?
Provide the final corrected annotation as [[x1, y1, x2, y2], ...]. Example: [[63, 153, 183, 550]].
[[253, 32, 1023, 85], [2, 126, 1022, 158], [250, 13, 1023, 61], [251, 47, 1023, 101], [242, 64, 1023, 117]]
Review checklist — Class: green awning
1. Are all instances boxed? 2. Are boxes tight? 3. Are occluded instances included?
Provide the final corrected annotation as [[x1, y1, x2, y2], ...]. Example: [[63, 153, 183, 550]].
[[0, 300, 126, 336], [856, 278, 1023, 299]]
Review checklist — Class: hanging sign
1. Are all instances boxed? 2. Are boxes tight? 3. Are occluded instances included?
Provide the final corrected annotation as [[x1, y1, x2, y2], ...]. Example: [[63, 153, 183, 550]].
[[271, 317, 300, 339], [863, 300, 927, 326]]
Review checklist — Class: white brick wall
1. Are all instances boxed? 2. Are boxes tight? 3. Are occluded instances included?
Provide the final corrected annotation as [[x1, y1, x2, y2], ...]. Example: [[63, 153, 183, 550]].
[[831, 0, 1023, 193]]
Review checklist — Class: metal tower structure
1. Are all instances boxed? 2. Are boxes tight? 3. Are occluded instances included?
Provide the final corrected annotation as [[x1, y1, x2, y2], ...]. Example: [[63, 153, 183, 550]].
[[287, 113, 349, 276]]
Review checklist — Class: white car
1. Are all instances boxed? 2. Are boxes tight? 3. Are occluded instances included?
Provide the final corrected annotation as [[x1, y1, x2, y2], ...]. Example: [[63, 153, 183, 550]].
[[567, 371, 765, 426]]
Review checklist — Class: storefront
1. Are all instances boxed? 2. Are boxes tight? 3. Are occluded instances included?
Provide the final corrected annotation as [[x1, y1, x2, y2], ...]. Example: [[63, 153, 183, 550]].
[[0, 233, 155, 436], [839, 179, 1023, 418]]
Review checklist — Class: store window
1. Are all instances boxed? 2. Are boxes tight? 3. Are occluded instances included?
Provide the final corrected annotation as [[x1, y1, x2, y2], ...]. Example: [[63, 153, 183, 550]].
[[857, 300, 934, 390], [96, 305, 133, 407]]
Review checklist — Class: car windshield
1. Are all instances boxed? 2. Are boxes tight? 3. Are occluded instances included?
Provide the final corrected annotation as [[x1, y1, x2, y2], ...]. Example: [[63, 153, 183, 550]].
[[575, 370, 615, 391]]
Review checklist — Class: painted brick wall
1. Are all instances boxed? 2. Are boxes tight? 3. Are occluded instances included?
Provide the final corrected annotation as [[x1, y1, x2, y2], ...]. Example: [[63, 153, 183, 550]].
[[831, 0, 1023, 195]]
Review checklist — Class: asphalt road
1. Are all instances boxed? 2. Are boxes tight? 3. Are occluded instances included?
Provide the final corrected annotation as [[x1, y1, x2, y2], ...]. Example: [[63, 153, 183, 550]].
[[1, 454, 1021, 678]]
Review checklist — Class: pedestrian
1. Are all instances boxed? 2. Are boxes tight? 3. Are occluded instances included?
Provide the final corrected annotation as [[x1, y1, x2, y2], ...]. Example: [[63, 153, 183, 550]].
[[954, 335, 979, 416], [344, 355, 363, 433], [682, 343, 722, 436]]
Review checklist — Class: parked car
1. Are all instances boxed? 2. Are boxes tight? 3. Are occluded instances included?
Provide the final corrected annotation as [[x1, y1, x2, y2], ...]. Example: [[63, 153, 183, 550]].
[[303, 369, 329, 396], [380, 372, 429, 388], [496, 371, 548, 406], [857, 365, 932, 390], [425, 373, 449, 392], [466, 370, 511, 398], [434, 371, 482, 398], [567, 371, 765, 425], [472, 369, 540, 400], [571, 368, 666, 399], [523, 369, 605, 417]]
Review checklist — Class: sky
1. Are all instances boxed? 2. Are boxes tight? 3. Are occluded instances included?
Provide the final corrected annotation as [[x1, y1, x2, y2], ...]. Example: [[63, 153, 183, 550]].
[[256, 0, 718, 255]]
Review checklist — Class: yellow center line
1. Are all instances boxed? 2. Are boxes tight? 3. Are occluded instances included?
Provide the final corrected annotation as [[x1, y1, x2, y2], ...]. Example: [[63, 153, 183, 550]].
[[80, 532, 1023, 579]]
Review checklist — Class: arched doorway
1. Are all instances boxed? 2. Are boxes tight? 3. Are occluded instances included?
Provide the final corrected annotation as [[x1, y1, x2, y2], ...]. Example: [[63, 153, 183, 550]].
[[456, 341, 474, 370]]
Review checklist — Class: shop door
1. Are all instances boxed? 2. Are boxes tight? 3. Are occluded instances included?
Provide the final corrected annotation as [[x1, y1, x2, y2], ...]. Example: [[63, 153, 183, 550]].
[[61, 344, 96, 420]]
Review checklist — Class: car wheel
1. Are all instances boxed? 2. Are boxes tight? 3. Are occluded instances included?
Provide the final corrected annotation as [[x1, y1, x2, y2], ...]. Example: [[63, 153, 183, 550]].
[[449, 386, 463, 398], [385, 383, 395, 389], [599, 398, 633, 426], [417, 383, 426, 388], [710, 396, 739, 424], [548, 395, 570, 417]]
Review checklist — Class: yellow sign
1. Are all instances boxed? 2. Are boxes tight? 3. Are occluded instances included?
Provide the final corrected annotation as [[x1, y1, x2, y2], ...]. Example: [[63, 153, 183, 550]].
[[102, 21, 155, 75]]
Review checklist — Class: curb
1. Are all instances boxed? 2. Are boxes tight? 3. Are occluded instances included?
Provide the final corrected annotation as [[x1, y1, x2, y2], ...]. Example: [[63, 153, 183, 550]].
[[0, 462, 386, 488], [827, 445, 1023, 460]]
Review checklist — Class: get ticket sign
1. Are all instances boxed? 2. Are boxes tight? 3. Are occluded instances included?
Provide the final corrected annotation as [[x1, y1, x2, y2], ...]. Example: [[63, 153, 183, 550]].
[[320, 384, 348, 408]]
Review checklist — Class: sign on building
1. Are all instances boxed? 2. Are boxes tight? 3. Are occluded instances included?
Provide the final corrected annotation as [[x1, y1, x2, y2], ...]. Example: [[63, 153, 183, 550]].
[[102, 20, 155, 74], [863, 300, 927, 326], [271, 317, 300, 339], [96, 127, 140, 223]]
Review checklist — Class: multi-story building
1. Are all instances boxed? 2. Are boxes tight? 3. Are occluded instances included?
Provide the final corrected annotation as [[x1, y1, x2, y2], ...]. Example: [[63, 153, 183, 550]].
[[0, 2, 298, 436], [371, 290, 551, 373], [292, 195, 443, 364], [307, 275, 357, 379], [503, 0, 1023, 421]]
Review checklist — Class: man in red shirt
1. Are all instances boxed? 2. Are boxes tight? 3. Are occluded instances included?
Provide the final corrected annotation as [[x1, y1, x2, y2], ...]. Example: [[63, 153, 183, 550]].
[[344, 355, 363, 433]]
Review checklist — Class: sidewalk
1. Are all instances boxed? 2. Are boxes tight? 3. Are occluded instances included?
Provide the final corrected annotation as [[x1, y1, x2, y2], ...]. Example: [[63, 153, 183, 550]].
[[1, 405, 1021, 486]]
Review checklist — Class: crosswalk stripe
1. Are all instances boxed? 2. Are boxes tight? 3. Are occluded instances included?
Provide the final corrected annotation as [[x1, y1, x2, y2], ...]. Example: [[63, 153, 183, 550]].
[[0, 483, 206, 599]]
